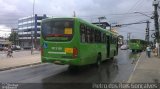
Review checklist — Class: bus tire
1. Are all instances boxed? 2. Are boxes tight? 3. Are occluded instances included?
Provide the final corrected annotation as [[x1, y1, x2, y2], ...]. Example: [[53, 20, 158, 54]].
[[96, 54, 101, 67]]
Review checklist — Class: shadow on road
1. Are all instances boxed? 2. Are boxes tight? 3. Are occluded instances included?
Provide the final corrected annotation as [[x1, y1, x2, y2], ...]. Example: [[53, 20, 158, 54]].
[[42, 58, 119, 83]]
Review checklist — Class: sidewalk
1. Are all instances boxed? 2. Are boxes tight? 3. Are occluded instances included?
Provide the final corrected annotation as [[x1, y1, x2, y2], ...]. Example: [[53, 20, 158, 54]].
[[0, 50, 41, 71], [129, 52, 160, 83]]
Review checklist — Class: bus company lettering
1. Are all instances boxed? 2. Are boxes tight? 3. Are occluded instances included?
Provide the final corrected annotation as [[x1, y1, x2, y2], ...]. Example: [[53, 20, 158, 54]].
[[51, 47, 62, 51]]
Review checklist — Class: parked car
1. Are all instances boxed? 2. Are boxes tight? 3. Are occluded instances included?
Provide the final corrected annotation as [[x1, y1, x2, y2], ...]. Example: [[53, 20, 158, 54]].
[[3, 47, 8, 51], [120, 45, 128, 50], [11, 45, 21, 50], [0, 47, 4, 51]]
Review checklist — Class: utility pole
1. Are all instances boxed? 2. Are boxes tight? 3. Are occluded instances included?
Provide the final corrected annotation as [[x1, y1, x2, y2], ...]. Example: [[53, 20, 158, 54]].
[[98, 16, 106, 28], [73, 11, 76, 17], [127, 33, 131, 45], [110, 24, 112, 31], [31, 0, 35, 55], [145, 21, 150, 44], [153, 0, 160, 56]]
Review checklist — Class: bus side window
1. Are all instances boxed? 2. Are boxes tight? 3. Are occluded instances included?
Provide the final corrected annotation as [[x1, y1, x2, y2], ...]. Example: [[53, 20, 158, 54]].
[[95, 30, 99, 43], [95, 30, 101, 43], [106, 35, 109, 43], [94, 30, 97, 42], [110, 36, 113, 44], [86, 27, 91, 43], [90, 28, 95, 43], [100, 31, 102, 43], [85, 26, 88, 43], [101, 33, 104, 43], [103, 33, 106, 43], [94, 29, 100, 43], [80, 24, 85, 43]]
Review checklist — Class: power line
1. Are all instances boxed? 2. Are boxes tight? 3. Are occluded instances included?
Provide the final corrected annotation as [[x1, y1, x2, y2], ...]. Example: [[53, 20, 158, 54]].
[[129, 0, 145, 12], [77, 11, 152, 18], [119, 30, 144, 34], [118, 26, 145, 34], [118, 0, 146, 23], [127, 0, 143, 12]]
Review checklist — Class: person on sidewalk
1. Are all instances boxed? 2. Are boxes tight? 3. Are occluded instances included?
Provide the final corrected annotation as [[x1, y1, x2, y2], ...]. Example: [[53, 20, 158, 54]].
[[7, 46, 13, 58], [146, 45, 151, 58], [155, 42, 159, 56]]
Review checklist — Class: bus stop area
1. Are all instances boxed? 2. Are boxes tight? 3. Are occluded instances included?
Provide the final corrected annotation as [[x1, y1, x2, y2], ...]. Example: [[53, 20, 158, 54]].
[[128, 52, 160, 83], [0, 50, 41, 71]]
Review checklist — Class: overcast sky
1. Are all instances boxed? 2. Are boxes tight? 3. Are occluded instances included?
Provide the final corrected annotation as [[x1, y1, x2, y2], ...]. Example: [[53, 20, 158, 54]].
[[0, 0, 156, 40]]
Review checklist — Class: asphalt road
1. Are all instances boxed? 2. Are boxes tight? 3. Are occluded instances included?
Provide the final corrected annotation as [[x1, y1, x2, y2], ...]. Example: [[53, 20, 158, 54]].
[[0, 49, 141, 89]]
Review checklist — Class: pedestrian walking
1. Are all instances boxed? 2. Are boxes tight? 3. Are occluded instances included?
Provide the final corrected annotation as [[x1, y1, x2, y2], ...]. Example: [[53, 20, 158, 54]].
[[146, 45, 151, 58], [155, 42, 159, 56], [7, 46, 13, 58]]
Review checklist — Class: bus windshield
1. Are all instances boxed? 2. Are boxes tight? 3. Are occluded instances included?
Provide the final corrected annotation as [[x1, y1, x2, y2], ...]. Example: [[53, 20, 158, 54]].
[[41, 19, 74, 41]]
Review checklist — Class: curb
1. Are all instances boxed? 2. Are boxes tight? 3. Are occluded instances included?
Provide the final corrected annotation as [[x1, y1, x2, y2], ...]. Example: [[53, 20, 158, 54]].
[[127, 52, 143, 83], [0, 62, 41, 71]]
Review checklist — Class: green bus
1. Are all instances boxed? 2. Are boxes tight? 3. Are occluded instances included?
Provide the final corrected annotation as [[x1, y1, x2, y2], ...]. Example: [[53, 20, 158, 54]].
[[128, 39, 147, 52], [41, 17, 118, 67]]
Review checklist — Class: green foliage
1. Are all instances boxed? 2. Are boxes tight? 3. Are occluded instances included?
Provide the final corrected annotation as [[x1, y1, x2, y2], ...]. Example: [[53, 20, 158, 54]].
[[8, 32, 18, 45]]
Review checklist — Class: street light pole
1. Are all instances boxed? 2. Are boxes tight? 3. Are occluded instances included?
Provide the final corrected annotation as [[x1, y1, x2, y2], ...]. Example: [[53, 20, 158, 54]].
[[153, 0, 160, 57], [110, 24, 112, 31], [134, 12, 151, 18], [146, 21, 150, 44], [127, 32, 131, 45], [134, 12, 151, 44], [31, 0, 35, 55], [98, 17, 100, 26]]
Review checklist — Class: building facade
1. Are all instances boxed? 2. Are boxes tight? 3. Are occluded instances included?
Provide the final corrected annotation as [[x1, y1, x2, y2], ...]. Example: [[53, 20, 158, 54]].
[[0, 37, 11, 50], [11, 28, 18, 33], [18, 14, 47, 49]]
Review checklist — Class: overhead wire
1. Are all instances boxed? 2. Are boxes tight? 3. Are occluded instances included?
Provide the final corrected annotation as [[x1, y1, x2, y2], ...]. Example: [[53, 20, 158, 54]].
[[117, 0, 146, 23]]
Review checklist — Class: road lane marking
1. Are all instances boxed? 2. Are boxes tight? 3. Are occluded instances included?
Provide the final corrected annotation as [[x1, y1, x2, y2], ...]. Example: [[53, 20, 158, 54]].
[[127, 53, 142, 83]]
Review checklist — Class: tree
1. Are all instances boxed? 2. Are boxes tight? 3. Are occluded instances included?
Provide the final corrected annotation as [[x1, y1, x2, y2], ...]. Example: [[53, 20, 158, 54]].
[[8, 32, 18, 45]]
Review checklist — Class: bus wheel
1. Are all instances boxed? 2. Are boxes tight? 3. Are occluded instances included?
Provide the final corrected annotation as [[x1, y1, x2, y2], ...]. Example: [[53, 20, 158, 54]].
[[96, 54, 101, 67]]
